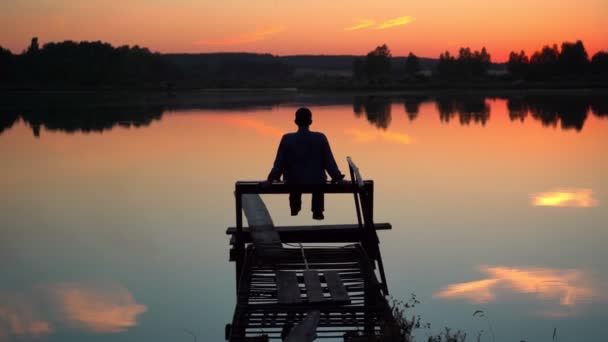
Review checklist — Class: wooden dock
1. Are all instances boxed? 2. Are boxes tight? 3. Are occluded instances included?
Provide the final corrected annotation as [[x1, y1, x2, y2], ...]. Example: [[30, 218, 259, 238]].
[[225, 158, 396, 341]]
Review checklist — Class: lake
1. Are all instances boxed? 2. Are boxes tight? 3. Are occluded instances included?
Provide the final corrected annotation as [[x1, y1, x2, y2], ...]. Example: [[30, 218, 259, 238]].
[[1, 91, 607, 341]]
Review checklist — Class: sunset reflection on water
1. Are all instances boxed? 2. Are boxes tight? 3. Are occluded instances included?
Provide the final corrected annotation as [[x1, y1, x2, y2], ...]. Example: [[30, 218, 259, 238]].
[[435, 266, 600, 316], [531, 188, 598, 207], [0, 94, 607, 341], [0, 282, 146, 340]]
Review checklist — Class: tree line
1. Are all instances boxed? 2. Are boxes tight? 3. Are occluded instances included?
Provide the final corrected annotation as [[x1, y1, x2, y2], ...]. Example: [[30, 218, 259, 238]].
[[0, 38, 293, 87], [1, 38, 607, 87], [353, 40, 608, 83], [507, 41, 608, 80]]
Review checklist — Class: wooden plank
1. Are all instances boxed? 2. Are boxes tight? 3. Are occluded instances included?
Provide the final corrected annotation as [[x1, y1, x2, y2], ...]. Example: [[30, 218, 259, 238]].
[[302, 270, 325, 304], [235, 180, 373, 194], [226, 223, 392, 235], [242, 194, 274, 227], [347, 156, 364, 188], [226, 223, 391, 245], [276, 271, 302, 304], [284, 311, 320, 342], [324, 271, 350, 304], [241, 194, 283, 253]]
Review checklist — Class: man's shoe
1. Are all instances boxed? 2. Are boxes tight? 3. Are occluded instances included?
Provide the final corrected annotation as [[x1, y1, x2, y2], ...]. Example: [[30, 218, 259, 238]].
[[312, 212, 324, 220]]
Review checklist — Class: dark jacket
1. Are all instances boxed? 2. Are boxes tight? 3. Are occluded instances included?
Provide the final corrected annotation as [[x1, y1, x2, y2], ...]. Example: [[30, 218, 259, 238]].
[[268, 127, 342, 184]]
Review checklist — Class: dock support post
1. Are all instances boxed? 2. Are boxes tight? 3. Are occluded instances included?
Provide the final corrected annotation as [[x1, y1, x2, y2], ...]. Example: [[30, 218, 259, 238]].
[[234, 189, 244, 292]]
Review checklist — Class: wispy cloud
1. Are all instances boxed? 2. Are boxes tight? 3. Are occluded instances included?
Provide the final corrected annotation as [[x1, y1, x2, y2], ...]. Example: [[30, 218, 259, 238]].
[[346, 128, 412, 145], [0, 293, 53, 340], [345, 16, 414, 31], [0, 281, 146, 340], [49, 283, 147, 333], [435, 265, 600, 317], [376, 16, 415, 29], [530, 188, 597, 207], [196, 26, 285, 46], [344, 19, 375, 31]]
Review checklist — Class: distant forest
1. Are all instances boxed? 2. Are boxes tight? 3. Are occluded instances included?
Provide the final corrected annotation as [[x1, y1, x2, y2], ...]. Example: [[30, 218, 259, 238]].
[[0, 38, 607, 88]]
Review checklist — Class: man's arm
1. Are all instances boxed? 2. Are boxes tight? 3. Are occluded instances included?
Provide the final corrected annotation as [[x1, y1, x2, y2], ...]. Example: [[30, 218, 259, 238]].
[[321, 134, 344, 181], [267, 136, 286, 181]]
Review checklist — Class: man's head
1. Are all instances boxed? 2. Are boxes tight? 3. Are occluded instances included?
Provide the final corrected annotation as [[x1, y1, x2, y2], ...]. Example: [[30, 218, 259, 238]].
[[295, 107, 312, 127]]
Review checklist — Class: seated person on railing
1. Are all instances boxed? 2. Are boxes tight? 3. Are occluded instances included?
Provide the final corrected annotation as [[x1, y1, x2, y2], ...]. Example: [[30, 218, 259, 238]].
[[266, 107, 344, 220]]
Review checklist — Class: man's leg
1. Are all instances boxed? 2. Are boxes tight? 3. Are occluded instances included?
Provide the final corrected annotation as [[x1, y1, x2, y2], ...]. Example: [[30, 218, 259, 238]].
[[312, 192, 324, 220], [289, 192, 302, 216]]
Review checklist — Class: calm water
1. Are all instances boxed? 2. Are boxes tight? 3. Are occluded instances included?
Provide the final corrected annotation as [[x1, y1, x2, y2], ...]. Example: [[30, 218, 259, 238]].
[[1, 92, 607, 341]]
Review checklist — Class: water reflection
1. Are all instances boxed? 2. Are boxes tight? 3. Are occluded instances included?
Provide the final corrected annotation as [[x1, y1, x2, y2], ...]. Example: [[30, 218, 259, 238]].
[[507, 95, 589, 131], [435, 266, 599, 316], [49, 283, 147, 333], [210, 115, 284, 139], [1, 92, 607, 136], [0, 293, 53, 340], [435, 96, 491, 126], [0, 282, 146, 340], [353, 96, 392, 129], [531, 188, 598, 207], [345, 128, 412, 144], [403, 95, 429, 121]]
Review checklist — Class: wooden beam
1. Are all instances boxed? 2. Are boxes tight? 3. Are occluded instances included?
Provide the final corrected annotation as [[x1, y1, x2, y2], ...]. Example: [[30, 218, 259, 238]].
[[235, 180, 372, 194], [227, 223, 391, 244], [227, 223, 391, 235]]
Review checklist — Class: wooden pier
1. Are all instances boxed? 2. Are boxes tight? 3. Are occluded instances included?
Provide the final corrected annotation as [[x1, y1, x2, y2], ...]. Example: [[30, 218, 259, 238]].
[[225, 158, 396, 341]]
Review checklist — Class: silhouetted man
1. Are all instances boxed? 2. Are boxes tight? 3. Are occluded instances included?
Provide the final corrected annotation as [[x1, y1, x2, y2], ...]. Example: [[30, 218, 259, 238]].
[[267, 107, 344, 220]]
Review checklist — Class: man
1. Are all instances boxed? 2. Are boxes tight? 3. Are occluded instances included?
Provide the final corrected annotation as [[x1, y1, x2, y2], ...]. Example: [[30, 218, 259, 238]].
[[267, 107, 344, 220]]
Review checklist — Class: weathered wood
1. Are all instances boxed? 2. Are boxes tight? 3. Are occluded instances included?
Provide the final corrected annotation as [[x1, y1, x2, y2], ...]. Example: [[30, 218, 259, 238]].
[[227, 223, 391, 235], [242, 194, 274, 227], [229, 245, 397, 341], [302, 270, 325, 304], [347, 157, 364, 188], [324, 271, 350, 304], [235, 180, 373, 194], [226, 223, 392, 245], [241, 194, 283, 257], [284, 311, 320, 342], [276, 271, 302, 304]]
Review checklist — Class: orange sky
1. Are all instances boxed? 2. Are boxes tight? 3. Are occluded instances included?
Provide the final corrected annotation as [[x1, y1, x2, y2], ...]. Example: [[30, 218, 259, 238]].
[[1, 0, 607, 61]]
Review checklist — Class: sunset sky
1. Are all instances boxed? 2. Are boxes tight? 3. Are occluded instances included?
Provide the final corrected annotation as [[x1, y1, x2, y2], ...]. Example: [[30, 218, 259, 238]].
[[1, 0, 607, 61]]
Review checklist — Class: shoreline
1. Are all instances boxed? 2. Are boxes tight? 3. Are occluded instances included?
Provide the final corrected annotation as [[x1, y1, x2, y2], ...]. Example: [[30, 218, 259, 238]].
[[1, 83, 608, 95]]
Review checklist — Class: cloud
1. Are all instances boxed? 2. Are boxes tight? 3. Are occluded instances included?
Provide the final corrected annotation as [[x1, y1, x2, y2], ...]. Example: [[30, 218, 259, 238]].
[[49, 283, 147, 333], [376, 16, 415, 29], [434, 278, 501, 304], [435, 266, 600, 316], [346, 128, 412, 144], [345, 16, 415, 31], [344, 19, 375, 31], [0, 293, 53, 340], [531, 188, 597, 207], [196, 26, 285, 46], [0, 282, 146, 340]]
